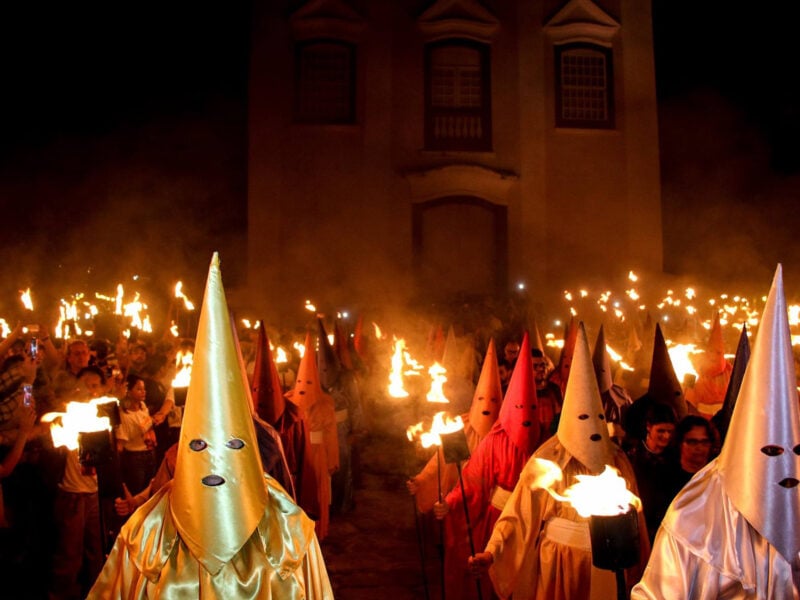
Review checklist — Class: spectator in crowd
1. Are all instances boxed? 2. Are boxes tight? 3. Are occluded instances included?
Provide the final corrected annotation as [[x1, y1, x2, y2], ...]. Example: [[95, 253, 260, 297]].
[[115, 374, 157, 497], [626, 402, 678, 542]]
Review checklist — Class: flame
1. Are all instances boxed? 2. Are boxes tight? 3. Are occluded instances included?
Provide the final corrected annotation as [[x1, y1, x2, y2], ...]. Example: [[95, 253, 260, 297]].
[[605, 344, 635, 372], [172, 349, 193, 388], [41, 397, 119, 451], [115, 284, 124, 315], [373, 322, 384, 339], [20, 288, 33, 311], [528, 458, 640, 517], [242, 319, 253, 329], [389, 337, 410, 398], [293, 341, 305, 358], [304, 300, 316, 313], [426, 362, 449, 403], [174, 281, 195, 311], [406, 411, 464, 448], [0, 319, 9, 338], [628, 270, 638, 282], [275, 346, 289, 364], [666, 342, 700, 382], [169, 322, 179, 337]]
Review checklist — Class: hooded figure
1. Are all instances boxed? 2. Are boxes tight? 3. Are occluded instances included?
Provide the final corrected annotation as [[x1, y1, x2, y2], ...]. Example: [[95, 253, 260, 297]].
[[633, 265, 800, 599], [287, 331, 339, 541], [592, 324, 633, 441], [434, 332, 541, 600], [317, 317, 364, 515], [549, 318, 578, 396], [88, 254, 333, 599], [478, 322, 649, 600], [711, 323, 750, 445], [251, 322, 312, 503], [685, 312, 733, 419], [408, 339, 503, 514]]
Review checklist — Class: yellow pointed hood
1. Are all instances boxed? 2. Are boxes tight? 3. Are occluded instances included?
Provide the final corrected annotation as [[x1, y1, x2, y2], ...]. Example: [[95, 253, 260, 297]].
[[170, 253, 269, 575]]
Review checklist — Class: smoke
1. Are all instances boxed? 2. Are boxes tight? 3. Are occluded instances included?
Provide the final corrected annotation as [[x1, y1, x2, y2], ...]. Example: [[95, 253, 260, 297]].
[[0, 102, 246, 331], [660, 88, 800, 296]]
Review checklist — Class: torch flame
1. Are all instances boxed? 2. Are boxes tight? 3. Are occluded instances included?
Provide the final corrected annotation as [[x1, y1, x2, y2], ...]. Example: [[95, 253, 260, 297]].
[[406, 411, 464, 448], [41, 397, 119, 451], [275, 346, 288, 364], [304, 300, 316, 313], [20, 288, 33, 311], [172, 349, 193, 388], [174, 281, 195, 311], [666, 342, 700, 383], [389, 337, 410, 398], [426, 362, 449, 403], [528, 458, 640, 517]]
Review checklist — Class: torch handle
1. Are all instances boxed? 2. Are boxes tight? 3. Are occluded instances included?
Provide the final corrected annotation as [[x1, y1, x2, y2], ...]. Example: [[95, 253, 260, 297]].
[[456, 462, 483, 600]]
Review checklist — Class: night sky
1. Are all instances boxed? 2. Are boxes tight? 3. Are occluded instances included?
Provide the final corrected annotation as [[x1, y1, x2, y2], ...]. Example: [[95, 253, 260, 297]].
[[0, 1, 798, 320]]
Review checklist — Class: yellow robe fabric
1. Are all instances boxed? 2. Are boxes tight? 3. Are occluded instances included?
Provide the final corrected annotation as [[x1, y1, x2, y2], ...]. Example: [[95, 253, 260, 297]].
[[88, 477, 334, 599], [632, 461, 800, 599], [485, 438, 650, 600]]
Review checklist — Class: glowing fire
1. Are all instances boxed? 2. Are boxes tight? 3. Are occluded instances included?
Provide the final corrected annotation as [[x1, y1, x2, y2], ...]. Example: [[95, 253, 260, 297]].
[[304, 300, 316, 313], [373, 322, 384, 339], [41, 397, 119, 451], [275, 346, 288, 364], [665, 342, 700, 383], [293, 341, 305, 358], [529, 458, 640, 517], [20, 288, 33, 311], [426, 362, 449, 403], [406, 411, 464, 448], [172, 350, 193, 388], [387, 337, 425, 398], [389, 337, 410, 398], [174, 281, 195, 310]]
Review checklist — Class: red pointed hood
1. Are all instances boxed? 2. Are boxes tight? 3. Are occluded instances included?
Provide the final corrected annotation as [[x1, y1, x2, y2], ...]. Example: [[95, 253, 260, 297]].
[[251, 322, 286, 424], [334, 318, 354, 371], [495, 332, 540, 455]]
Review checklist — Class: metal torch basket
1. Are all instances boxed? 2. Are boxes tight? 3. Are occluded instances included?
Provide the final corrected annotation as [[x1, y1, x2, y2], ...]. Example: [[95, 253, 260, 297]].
[[588, 506, 640, 571]]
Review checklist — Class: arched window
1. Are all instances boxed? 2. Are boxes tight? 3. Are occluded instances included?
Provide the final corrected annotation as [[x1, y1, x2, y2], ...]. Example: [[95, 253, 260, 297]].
[[555, 43, 614, 129]]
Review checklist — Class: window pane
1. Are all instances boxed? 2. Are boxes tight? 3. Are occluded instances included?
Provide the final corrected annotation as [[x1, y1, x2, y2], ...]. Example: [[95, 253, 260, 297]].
[[558, 47, 610, 126], [296, 41, 354, 123]]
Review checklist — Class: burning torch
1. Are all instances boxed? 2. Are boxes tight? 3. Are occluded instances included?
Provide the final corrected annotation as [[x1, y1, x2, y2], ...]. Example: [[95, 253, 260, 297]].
[[41, 397, 123, 551]]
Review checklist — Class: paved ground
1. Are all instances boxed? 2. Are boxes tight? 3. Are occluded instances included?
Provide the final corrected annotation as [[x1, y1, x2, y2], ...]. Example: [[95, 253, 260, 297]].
[[321, 398, 448, 600]]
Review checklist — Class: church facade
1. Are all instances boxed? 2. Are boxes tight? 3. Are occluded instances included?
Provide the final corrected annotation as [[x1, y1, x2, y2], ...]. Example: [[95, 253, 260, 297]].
[[246, 0, 661, 320]]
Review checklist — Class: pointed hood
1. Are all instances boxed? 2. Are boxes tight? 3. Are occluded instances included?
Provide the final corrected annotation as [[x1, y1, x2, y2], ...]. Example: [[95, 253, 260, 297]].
[[718, 266, 800, 562], [647, 323, 688, 419], [530, 318, 554, 372], [703, 311, 727, 375], [714, 324, 750, 443], [592, 325, 613, 394], [441, 325, 459, 373], [251, 322, 286, 425], [468, 339, 503, 438], [495, 332, 540, 455], [557, 323, 614, 474], [293, 331, 325, 412], [551, 317, 578, 395], [316, 317, 341, 391], [170, 254, 269, 575]]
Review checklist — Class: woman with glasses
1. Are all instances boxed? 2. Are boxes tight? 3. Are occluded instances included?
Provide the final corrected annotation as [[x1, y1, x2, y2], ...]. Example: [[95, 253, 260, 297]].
[[670, 415, 716, 490]]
